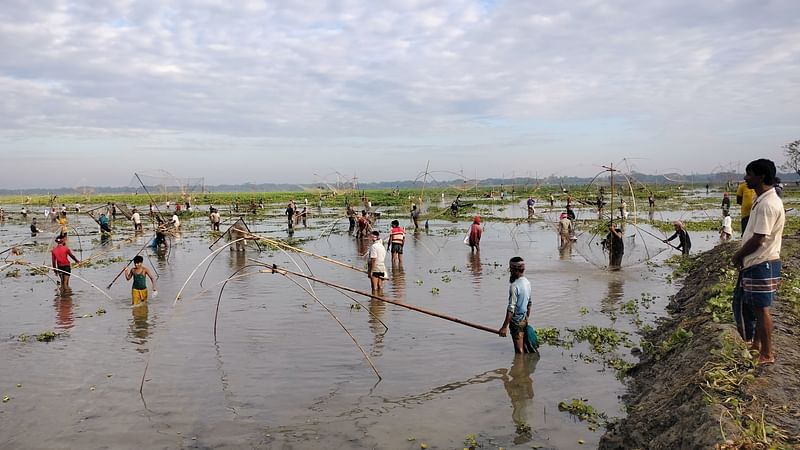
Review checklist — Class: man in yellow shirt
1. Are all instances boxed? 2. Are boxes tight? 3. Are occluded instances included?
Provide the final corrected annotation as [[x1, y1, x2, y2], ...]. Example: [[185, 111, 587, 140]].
[[736, 181, 756, 235]]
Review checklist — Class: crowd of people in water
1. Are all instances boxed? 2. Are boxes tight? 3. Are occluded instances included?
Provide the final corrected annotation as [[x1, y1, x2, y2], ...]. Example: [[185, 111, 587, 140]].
[[1, 158, 787, 358]]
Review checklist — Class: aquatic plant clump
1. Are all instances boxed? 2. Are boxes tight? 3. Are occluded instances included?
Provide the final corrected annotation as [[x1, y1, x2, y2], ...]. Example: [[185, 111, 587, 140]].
[[558, 398, 610, 432]]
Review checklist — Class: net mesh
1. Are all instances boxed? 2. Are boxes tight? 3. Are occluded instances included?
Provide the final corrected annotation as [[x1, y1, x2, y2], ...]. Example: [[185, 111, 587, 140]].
[[210, 218, 261, 252], [129, 171, 205, 199]]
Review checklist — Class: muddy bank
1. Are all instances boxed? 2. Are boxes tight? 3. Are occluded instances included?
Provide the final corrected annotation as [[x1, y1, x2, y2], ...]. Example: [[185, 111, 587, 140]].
[[600, 237, 800, 449]]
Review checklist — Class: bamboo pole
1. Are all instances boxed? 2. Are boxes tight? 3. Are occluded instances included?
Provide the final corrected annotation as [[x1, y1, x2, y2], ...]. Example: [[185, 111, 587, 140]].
[[253, 262, 498, 335], [106, 239, 158, 289]]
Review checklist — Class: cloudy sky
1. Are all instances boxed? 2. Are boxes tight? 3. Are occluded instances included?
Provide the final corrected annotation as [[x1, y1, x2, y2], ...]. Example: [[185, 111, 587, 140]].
[[1, 0, 798, 189]]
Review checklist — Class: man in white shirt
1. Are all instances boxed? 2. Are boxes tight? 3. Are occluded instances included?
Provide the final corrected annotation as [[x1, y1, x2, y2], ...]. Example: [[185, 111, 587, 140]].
[[209, 208, 221, 231], [367, 231, 387, 293], [732, 159, 784, 366], [131, 208, 142, 232]]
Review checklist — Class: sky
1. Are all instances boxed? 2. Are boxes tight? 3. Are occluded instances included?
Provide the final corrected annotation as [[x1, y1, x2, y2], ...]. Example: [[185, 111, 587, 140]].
[[1, 0, 798, 189]]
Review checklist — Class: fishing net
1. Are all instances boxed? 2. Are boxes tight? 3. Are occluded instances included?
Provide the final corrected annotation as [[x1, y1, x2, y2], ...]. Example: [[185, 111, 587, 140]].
[[129, 171, 205, 199], [572, 224, 668, 269], [115, 204, 134, 220], [210, 218, 262, 252]]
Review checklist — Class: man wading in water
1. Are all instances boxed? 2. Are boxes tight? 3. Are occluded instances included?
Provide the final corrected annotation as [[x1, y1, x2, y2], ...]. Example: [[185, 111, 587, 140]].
[[498, 257, 532, 353]]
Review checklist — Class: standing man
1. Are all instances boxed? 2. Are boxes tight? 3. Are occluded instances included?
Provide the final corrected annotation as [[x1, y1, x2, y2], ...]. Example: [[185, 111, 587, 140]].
[[526, 196, 535, 219], [209, 208, 221, 231], [736, 180, 756, 236], [468, 216, 482, 252], [346, 205, 356, 233], [367, 231, 387, 293], [721, 192, 731, 216], [98, 212, 112, 233], [131, 208, 143, 232], [664, 221, 691, 255], [498, 257, 532, 354], [558, 213, 573, 248], [410, 204, 421, 230], [388, 220, 405, 264], [605, 224, 624, 270], [732, 159, 784, 366], [51, 237, 80, 292], [285, 202, 295, 230], [124, 255, 157, 306], [30, 218, 42, 236]]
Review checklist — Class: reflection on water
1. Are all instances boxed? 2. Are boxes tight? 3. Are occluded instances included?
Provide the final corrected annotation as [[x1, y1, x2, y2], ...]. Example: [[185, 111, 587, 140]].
[[368, 298, 386, 357], [502, 353, 539, 444], [228, 249, 248, 271], [601, 272, 626, 312], [354, 235, 369, 258], [390, 261, 405, 301], [467, 250, 482, 290], [558, 240, 572, 260], [129, 304, 150, 353], [54, 292, 74, 330]]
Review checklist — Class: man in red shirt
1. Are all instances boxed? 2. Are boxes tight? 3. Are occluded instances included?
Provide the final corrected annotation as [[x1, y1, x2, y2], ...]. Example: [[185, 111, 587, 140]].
[[51, 238, 80, 291]]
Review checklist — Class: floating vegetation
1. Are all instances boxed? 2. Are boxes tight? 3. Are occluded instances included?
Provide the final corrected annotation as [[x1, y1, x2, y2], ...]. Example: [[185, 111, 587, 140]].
[[430, 287, 440, 295], [96, 308, 107, 315], [641, 327, 693, 360], [571, 325, 632, 354], [18, 334, 28, 342], [558, 398, 609, 431], [349, 304, 362, 310], [441, 275, 451, 283], [579, 307, 589, 315], [664, 254, 700, 281], [36, 330, 57, 342], [5, 268, 21, 278], [28, 266, 50, 276], [536, 327, 561, 345], [515, 421, 532, 434], [463, 434, 480, 449], [607, 357, 635, 379]]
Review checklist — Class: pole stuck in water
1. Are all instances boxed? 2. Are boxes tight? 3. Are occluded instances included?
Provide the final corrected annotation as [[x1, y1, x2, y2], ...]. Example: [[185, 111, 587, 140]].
[[251, 261, 498, 335]]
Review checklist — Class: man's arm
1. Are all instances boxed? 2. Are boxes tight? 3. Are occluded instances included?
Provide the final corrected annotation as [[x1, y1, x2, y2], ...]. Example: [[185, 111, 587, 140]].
[[733, 233, 766, 269], [498, 310, 513, 336], [145, 267, 157, 290]]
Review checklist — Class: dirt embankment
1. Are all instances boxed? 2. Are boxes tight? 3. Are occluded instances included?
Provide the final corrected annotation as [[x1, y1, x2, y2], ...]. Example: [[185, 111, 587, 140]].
[[600, 236, 800, 450]]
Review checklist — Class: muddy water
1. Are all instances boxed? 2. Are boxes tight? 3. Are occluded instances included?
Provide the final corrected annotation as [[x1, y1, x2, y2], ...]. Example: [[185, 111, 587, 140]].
[[0, 206, 720, 449]]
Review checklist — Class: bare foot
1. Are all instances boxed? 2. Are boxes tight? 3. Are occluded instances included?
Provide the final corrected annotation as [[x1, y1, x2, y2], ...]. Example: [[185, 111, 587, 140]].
[[757, 356, 775, 366]]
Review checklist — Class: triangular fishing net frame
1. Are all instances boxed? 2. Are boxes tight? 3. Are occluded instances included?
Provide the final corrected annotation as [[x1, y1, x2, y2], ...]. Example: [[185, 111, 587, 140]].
[[115, 203, 134, 220], [209, 217, 262, 252]]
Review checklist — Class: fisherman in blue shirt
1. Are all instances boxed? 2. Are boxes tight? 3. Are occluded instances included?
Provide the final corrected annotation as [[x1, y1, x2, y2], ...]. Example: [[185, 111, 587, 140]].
[[498, 257, 533, 353]]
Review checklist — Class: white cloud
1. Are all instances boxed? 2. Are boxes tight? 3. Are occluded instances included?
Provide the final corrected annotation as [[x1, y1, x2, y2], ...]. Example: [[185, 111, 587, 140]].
[[0, 0, 798, 188]]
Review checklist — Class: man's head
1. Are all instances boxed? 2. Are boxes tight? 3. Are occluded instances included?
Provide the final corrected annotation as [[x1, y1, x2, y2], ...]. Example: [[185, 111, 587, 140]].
[[391, 220, 399, 227], [673, 220, 683, 230], [744, 158, 777, 189], [509, 256, 525, 281], [370, 230, 380, 241], [133, 255, 144, 265]]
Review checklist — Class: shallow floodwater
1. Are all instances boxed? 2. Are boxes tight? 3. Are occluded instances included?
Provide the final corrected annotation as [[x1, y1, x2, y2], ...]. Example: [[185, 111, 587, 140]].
[[0, 205, 720, 449]]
